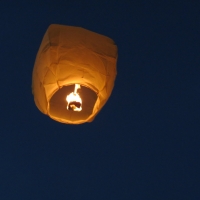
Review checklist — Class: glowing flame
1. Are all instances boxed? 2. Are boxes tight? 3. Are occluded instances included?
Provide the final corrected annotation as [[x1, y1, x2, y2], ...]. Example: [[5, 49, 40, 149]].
[[66, 84, 82, 111]]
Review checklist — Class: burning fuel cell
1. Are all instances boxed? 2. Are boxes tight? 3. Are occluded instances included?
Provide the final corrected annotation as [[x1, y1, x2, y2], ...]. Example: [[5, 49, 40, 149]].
[[66, 84, 82, 111]]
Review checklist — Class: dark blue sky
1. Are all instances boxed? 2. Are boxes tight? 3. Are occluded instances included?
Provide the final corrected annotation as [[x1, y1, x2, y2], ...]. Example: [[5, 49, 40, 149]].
[[0, 1, 200, 199]]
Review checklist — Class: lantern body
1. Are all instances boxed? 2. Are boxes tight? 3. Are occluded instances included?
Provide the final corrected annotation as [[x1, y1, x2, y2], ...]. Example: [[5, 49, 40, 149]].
[[32, 24, 117, 124]]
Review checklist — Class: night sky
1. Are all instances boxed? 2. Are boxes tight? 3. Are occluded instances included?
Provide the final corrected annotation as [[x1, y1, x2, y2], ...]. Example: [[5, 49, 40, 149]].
[[1, 1, 200, 199]]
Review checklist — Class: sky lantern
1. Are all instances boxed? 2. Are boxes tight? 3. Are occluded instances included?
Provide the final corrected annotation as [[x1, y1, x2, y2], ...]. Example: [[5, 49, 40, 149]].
[[32, 24, 118, 124]]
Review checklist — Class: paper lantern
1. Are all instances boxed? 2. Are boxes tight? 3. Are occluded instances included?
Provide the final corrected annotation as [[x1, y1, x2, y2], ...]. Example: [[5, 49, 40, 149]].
[[32, 24, 117, 124]]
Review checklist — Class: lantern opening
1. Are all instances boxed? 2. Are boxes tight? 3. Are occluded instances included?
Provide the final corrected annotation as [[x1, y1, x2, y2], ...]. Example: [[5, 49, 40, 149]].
[[66, 84, 82, 111], [49, 85, 98, 122]]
